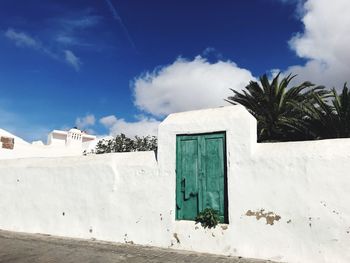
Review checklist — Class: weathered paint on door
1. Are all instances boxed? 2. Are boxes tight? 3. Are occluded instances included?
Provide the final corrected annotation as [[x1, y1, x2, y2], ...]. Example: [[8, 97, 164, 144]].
[[176, 132, 227, 223]]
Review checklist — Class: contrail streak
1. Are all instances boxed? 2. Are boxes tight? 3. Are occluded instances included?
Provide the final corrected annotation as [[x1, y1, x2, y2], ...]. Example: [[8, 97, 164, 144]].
[[104, 0, 136, 50]]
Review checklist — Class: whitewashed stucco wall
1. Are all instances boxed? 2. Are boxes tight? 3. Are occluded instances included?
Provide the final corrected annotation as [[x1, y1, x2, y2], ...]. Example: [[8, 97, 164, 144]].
[[0, 106, 350, 263], [0, 152, 174, 246], [0, 143, 84, 159]]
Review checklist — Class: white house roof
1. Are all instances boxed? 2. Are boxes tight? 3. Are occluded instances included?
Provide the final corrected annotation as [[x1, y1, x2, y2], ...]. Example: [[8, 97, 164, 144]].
[[50, 129, 96, 139], [0, 128, 29, 145], [51, 130, 68, 135], [82, 134, 96, 139]]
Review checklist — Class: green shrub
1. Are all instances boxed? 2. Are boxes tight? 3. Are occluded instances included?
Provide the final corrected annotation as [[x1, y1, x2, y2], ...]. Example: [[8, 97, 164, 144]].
[[95, 133, 157, 154], [195, 208, 220, 229]]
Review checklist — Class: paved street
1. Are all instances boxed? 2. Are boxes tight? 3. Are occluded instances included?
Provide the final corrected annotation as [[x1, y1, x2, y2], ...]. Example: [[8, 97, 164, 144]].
[[0, 230, 275, 263]]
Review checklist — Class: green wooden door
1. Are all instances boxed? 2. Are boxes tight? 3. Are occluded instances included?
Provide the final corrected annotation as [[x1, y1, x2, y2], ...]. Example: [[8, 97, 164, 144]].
[[176, 132, 227, 223]]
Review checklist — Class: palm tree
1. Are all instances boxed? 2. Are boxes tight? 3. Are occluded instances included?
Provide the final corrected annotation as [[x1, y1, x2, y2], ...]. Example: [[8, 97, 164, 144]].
[[292, 83, 350, 139], [226, 73, 326, 142]]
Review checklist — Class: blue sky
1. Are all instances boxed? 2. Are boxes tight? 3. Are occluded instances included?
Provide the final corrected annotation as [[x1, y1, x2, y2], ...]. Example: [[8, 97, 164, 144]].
[[1, 0, 349, 141]]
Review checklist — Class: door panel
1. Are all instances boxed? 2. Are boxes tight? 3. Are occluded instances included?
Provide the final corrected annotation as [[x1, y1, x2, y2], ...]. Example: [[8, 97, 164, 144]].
[[176, 132, 227, 223], [176, 137, 199, 220], [203, 135, 225, 222]]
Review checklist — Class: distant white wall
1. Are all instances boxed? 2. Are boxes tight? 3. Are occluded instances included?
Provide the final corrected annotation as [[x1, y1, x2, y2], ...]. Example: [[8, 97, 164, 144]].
[[0, 128, 97, 160], [1, 106, 350, 263], [0, 143, 84, 159], [0, 131, 98, 159], [47, 133, 66, 147]]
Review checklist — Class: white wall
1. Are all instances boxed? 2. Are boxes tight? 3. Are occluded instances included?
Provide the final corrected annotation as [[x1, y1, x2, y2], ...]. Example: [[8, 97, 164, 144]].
[[0, 143, 84, 159], [0, 152, 173, 246], [47, 132, 66, 146], [0, 106, 350, 263]]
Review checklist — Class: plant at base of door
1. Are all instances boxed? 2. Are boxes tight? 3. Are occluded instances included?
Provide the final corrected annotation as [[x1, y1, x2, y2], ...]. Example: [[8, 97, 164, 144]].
[[195, 208, 220, 229]]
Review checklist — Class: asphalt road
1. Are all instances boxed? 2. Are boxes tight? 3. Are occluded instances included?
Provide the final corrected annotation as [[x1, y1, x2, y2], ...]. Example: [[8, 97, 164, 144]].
[[0, 230, 275, 263]]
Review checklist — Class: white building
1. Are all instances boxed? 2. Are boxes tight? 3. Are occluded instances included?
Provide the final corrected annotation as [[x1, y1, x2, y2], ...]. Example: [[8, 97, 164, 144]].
[[47, 128, 96, 148], [0, 128, 97, 159]]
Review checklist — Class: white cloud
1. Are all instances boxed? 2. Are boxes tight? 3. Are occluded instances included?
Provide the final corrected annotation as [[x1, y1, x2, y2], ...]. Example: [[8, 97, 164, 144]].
[[133, 56, 255, 117], [75, 114, 95, 129], [284, 0, 350, 88], [64, 50, 82, 71], [100, 115, 160, 137], [4, 28, 57, 59], [4, 28, 83, 71], [56, 35, 77, 45], [5, 29, 39, 48], [99, 115, 117, 127], [61, 15, 101, 29], [55, 35, 93, 48], [202, 47, 223, 60], [55, 14, 101, 48]]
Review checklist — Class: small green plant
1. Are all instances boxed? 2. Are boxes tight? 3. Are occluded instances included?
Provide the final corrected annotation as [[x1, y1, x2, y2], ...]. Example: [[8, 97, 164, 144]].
[[195, 208, 220, 229]]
